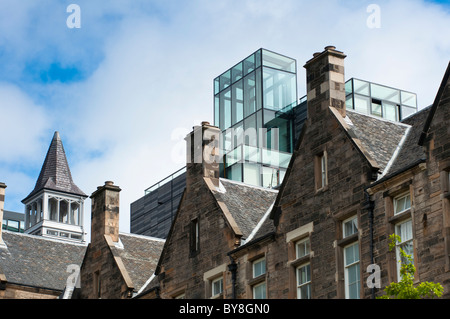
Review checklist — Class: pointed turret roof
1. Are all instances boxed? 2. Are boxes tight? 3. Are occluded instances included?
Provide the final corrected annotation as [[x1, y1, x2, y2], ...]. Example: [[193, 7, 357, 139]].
[[22, 131, 87, 203]]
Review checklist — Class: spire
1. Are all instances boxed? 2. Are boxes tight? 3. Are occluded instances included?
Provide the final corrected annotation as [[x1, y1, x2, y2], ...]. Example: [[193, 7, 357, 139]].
[[22, 131, 86, 203]]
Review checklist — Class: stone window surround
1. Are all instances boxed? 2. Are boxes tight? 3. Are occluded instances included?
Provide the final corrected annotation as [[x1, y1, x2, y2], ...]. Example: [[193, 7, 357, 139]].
[[203, 263, 227, 299], [383, 180, 418, 283], [286, 222, 314, 299]]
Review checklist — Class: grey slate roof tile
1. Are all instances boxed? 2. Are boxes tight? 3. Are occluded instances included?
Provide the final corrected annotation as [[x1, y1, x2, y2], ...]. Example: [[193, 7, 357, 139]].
[[211, 178, 277, 240], [0, 231, 86, 291], [22, 131, 86, 203], [112, 233, 165, 292]]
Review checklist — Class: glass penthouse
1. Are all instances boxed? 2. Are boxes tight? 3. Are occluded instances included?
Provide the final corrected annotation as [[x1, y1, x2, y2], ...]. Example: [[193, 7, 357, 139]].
[[130, 49, 418, 239], [214, 49, 298, 188]]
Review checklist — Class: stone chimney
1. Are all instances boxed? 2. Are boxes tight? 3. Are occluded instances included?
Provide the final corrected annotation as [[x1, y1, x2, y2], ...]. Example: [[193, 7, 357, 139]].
[[0, 183, 6, 246], [303, 46, 347, 121], [185, 121, 221, 189], [89, 181, 121, 243]]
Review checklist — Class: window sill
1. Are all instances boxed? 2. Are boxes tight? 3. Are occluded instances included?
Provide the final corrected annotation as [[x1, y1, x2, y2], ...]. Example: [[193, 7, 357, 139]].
[[289, 254, 311, 268], [337, 233, 358, 247], [389, 209, 411, 224], [248, 274, 266, 287]]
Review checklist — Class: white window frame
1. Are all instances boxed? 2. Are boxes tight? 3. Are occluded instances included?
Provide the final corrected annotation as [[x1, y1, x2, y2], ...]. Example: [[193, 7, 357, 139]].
[[211, 276, 223, 298], [393, 192, 411, 215], [296, 263, 311, 299], [343, 242, 360, 299], [343, 215, 358, 238], [252, 257, 266, 278], [253, 281, 266, 299], [295, 237, 310, 259], [395, 218, 414, 281]]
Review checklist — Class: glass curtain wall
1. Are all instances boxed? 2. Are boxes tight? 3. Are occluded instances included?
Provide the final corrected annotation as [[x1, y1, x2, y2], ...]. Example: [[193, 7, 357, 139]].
[[345, 78, 417, 121], [214, 49, 297, 188]]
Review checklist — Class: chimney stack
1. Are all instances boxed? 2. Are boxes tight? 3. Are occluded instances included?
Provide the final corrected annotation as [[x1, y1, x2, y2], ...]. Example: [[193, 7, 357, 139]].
[[0, 183, 6, 246], [304, 46, 347, 121], [90, 181, 121, 243], [185, 121, 221, 188]]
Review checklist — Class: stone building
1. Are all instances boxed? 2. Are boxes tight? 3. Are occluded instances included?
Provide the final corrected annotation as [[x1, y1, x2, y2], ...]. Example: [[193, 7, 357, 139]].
[[78, 181, 164, 299], [139, 46, 450, 299]]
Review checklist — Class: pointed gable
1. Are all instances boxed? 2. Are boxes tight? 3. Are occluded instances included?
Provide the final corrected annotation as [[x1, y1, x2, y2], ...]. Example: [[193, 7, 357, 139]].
[[22, 131, 86, 203]]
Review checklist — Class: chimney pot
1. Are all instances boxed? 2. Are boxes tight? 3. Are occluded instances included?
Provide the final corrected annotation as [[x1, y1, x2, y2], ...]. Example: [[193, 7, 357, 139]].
[[201, 121, 210, 126], [325, 45, 336, 50], [105, 181, 114, 186]]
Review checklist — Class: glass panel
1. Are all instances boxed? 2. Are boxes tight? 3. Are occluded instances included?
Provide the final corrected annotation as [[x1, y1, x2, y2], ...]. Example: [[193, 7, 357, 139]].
[[401, 91, 417, 107], [353, 79, 370, 96], [244, 163, 261, 186], [353, 94, 370, 114], [212, 278, 223, 296], [219, 70, 231, 91], [371, 100, 382, 117], [296, 238, 310, 258], [232, 80, 244, 125], [253, 282, 266, 299], [233, 122, 244, 149], [244, 145, 260, 163], [244, 72, 256, 117], [220, 88, 232, 129], [262, 49, 296, 73], [261, 166, 279, 188], [214, 77, 220, 95], [244, 114, 257, 147], [394, 193, 411, 215], [226, 163, 242, 182], [345, 79, 353, 95], [370, 83, 400, 104], [7, 220, 19, 232], [401, 106, 416, 120], [263, 67, 297, 111], [231, 62, 243, 83], [343, 216, 358, 238], [383, 102, 398, 121], [253, 258, 266, 277], [214, 96, 220, 128], [346, 95, 354, 110], [243, 54, 255, 76]]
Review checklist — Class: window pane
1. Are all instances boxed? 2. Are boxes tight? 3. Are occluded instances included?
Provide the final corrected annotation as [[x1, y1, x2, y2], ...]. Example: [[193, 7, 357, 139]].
[[401, 91, 416, 107], [353, 79, 370, 96], [232, 80, 244, 125], [214, 77, 220, 95], [354, 94, 370, 114], [231, 62, 243, 83], [244, 72, 256, 117], [262, 49, 296, 73], [263, 67, 296, 111], [253, 282, 266, 299], [345, 79, 353, 95], [296, 238, 310, 258], [253, 258, 266, 277], [212, 278, 223, 296], [394, 193, 411, 215], [383, 102, 398, 121], [343, 216, 358, 238], [219, 70, 231, 91], [371, 100, 382, 117], [370, 83, 400, 104]]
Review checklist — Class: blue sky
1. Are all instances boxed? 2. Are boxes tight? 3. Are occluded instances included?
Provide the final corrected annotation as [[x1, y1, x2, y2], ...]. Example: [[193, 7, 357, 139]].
[[0, 0, 449, 236]]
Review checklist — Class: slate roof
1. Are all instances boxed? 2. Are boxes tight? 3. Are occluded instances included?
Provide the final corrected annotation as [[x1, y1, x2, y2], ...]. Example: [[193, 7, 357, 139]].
[[344, 110, 410, 175], [210, 178, 278, 240], [22, 131, 86, 203], [111, 233, 165, 293], [384, 106, 431, 176], [0, 231, 86, 291]]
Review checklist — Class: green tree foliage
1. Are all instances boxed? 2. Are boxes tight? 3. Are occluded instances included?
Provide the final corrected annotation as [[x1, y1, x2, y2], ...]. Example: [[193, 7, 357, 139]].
[[377, 234, 444, 299]]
